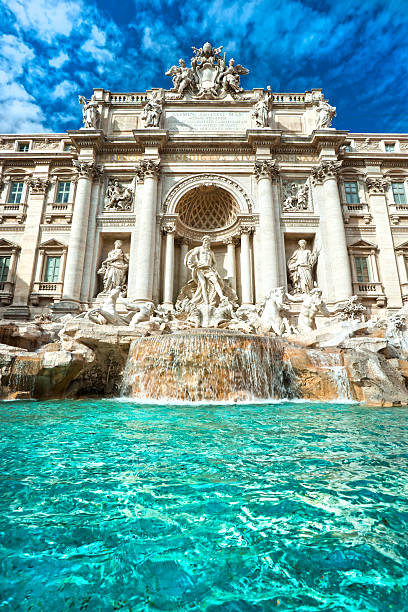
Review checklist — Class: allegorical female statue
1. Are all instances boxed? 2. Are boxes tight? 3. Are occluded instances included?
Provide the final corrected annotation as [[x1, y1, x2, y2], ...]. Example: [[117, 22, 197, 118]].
[[287, 239, 318, 294], [97, 240, 129, 294]]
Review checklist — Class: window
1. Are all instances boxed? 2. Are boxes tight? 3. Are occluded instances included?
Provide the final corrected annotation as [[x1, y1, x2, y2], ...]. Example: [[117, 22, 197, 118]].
[[0, 256, 10, 282], [56, 181, 71, 203], [63, 143, 71, 152], [8, 181, 24, 204], [392, 182, 407, 205], [18, 143, 29, 152], [344, 181, 360, 204], [344, 144, 351, 152], [44, 256, 61, 282], [385, 143, 395, 152], [354, 256, 371, 282]]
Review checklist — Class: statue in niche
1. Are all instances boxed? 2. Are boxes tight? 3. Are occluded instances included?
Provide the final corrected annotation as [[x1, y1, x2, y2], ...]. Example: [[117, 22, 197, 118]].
[[287, 288, 331, 333], [282, 182, 309, 211], [78, 94, 100, 129], [185, 235, 226, 306], [287, 239, 319, 294], [315, 99, 336, 129], [97, 240, 129, 295], [252, 88, 272, 127], [141, 92, 163, 128], [104, 179, 133, 211]]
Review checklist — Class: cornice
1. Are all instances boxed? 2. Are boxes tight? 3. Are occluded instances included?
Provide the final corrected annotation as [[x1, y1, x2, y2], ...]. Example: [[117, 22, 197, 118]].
[[133, 129, 168, 150], [67, 129, 105, 152], [247, 129, 282, 149]]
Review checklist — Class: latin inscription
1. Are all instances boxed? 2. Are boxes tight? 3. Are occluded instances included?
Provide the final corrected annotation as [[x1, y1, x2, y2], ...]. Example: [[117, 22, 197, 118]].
[[165, 111, 250, 132]]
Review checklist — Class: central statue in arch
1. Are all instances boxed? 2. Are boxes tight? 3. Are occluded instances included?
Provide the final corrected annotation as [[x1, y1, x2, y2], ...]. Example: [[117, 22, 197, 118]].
[[185, 235, 226, 306]]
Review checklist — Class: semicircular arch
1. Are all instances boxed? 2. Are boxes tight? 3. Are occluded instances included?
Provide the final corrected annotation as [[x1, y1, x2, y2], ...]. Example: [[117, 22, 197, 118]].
[[161, 174, 253, 215]]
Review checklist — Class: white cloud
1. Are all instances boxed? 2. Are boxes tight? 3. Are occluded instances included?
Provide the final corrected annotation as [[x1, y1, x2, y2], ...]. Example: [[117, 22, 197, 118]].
[[49, 51, 69, 69], [82, 25, 115, 64], [51, 79, 79, 99], [0, 34, 34, 76], [7, 0, 82, 43]]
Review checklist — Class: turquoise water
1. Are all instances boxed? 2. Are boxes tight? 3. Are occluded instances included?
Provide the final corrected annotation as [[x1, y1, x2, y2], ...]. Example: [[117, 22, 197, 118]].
[[0, 400, 407, 611]]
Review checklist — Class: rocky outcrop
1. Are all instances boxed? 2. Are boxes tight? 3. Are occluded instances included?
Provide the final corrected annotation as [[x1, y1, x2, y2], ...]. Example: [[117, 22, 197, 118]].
[[1, 318, 408, 405]]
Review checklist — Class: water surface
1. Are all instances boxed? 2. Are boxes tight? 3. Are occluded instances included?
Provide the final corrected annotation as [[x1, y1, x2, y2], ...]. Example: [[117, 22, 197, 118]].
[[0, 400, 407, 610]]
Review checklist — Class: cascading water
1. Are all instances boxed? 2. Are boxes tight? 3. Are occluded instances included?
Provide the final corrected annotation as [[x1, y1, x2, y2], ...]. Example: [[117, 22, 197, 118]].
[[309, 350, 352, 401], [121, 330, 297, 402]]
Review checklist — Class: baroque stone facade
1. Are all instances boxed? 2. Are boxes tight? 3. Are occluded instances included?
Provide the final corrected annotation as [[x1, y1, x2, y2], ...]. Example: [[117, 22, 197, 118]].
[[1, 41, 408, 321]]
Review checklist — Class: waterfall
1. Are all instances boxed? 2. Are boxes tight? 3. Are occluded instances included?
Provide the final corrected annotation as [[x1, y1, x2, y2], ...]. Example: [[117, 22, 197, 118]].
[[121, 330, 296, 402], [309, 350, 352, 402]]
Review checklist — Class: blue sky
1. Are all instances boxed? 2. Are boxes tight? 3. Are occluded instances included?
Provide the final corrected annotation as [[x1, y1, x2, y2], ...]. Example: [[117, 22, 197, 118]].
[[1, 0, 407, 135]]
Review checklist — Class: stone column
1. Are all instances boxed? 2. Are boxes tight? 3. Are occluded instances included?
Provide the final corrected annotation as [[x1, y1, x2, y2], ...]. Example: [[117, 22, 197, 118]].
[[80, 168, 103, 304], [396, 250, 408, 284], [311, 160, 352, 302], [58, 161, 97, 311], [224, 237, 237, 291], [5, 176, 50, 319], [178, 238, 190, 292], [162, 223, 175, 308], [254, 160, 280, 297], [240, 228, 253, 304], [365, 176, 402, 307], [132, 160, 160, 303]]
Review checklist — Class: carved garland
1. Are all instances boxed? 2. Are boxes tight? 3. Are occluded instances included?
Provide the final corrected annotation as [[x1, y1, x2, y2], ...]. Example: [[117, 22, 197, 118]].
[[161, 174, 254, 214]]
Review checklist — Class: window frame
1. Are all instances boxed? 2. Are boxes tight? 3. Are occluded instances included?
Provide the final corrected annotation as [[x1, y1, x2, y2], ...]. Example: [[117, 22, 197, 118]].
[[55, 180, 71, 204], [391, 181, 407, 205], [7, 180, 25, 204], [43, 255, 61, 283], [344, 180, 360, 204]]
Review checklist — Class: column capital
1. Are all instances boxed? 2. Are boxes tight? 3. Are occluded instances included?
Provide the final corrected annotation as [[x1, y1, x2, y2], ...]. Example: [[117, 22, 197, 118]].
[[27, 177, 50, 194], [254, 159, 279, 182], [310, 160, 342, 185], [162, 222, 176, 235], [223, 236, 238, 246], [137, 159, 160, 182], [73, 160, 101, 179], [240, 226, 255, 235], [365, 176, 390, 194]]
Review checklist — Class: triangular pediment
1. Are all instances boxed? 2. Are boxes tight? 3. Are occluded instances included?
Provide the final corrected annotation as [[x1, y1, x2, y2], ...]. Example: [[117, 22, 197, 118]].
[[396, 240, 408, 249], [349, 239, 377, 249], [39, 239, 66, 248], [0, 238, 19, 249]]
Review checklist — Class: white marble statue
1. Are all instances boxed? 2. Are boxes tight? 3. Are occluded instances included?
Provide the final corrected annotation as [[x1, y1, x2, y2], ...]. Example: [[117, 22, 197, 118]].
[[165, 42, 248, 100], [165, 59, 195, 96], [316, 100, 336, 129], [104, 179, 133, 211], [287, 239, 318, 294], [79, 95, 99, 129], [252, 89, 271, 127], [142, 93, 163, 128], [76, 287, 127, 325], [259, 287, 292, 335], [288, 288, 331, 333], [185, 236, 226, 306], [97, 240, 129, 295]]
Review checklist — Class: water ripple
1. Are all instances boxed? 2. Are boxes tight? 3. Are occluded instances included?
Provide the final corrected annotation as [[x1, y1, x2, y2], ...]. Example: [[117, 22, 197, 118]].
[[0, 400, 407, 610]]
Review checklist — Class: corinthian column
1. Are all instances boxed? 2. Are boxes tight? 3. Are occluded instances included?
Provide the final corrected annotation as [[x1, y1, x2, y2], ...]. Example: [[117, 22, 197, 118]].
[[254, 160, 280, 297], [178, 239, 190, 292], [132, 160, 160, 302], [162, 223, 175, 308], [60, 161, 98, 309], [224, 237, 237, 291], [365, 176, 402, 307], [311, 160, 352, 302]]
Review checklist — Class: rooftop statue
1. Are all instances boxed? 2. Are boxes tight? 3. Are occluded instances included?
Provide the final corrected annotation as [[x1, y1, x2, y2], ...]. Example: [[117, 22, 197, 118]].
[[141, 92, 163, 128], [165, 42, 249, 100], [315, 99, 336, 129], [78, 94, 100, 129]]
